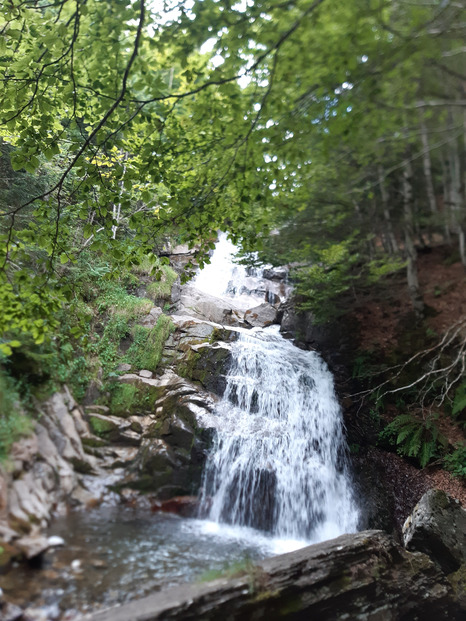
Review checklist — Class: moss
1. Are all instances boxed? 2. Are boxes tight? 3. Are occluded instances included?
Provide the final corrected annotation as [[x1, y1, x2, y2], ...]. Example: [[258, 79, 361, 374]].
[[70, 457, 94, 474], [81, 436, 108, 448], [108, 382, 161, 416], [448, 564, 466, 602], [88, 415, 117, 436], [109, 384, 138, 417], [146, 265, 178, 302], [124, 315, 175, 371]]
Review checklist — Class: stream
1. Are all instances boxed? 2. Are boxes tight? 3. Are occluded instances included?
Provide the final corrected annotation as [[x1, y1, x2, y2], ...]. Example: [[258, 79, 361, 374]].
[[1, 234, 359, 619]]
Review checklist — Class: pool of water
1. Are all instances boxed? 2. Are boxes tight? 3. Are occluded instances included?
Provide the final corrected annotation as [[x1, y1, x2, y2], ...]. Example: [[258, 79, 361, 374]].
[[0, 507, 308, 619]]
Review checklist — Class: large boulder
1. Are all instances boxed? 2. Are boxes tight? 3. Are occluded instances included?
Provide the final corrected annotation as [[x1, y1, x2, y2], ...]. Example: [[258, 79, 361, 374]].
[[176, 286, 245, 326], [244, 302, 277, 328], [402, 488, 466, 574]]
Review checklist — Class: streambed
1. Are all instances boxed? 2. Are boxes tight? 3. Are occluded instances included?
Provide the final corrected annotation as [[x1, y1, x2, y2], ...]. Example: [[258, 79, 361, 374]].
[[1, 508, 289, 618]]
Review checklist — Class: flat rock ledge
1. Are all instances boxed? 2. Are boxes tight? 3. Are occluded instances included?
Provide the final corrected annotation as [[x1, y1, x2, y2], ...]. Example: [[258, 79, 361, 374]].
[[81, 530, 463, 621]]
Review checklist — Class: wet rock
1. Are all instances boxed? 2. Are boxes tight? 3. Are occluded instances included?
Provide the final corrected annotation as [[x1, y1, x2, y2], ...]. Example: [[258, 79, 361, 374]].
[[262, 266, 288, 281], [403, 488, 466, 574], [244, 302, 277, 327], [177, 344, 231, 396], [15, 535, 50, 560], [0, 601, 24, 621]]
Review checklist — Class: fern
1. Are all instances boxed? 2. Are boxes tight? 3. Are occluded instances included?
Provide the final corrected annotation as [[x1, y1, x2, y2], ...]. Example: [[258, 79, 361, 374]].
[[443, 445, 466, 478], [379, 413, 447, 468]]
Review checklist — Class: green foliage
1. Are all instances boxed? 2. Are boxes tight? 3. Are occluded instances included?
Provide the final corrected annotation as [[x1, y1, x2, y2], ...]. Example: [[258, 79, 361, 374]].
[[443, 445, 466, 479], [379, 413, 447, 468], [294, 241, 360, 323], [124, 315, 174, 371], [452, 382, 466, 418], [0, 371, 33, 461]]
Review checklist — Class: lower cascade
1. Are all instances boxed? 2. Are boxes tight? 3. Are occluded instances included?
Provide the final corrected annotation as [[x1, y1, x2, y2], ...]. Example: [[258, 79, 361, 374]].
[[199, 325, 360, 545]]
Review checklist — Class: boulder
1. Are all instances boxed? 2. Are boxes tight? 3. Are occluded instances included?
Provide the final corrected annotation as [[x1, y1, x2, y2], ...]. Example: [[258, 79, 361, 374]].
[[176, 287, 245, 326], [403, 488, 466, 574], [244, 303, 277, 328], [15, 534, 50, 560], [139, 370, 153, 379]]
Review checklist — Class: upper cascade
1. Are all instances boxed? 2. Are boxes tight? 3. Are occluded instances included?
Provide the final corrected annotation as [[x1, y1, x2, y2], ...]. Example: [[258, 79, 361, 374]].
[[191, 233, 290, 310]]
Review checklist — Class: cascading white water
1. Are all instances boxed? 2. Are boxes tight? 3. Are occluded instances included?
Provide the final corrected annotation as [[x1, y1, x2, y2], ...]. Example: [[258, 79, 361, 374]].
[[199, 326, 359, 545], [194, 234, 359, 548]]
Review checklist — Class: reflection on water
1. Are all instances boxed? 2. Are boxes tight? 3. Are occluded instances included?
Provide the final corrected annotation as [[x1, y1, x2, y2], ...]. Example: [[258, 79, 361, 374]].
[[0, 508, 279, 618]]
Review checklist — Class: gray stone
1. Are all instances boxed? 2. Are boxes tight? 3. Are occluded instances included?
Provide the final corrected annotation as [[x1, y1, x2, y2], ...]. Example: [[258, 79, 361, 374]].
[[139, 370, 153, 379], [176, 287, 245, 326], [244, 302, 277, 327], [403, 488, 466, 573], [116, 363, 132, 373]]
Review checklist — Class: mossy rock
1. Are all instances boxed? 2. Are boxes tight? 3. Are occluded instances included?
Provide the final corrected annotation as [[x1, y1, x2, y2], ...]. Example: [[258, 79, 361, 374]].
[[177, 346, 230, 395], [109, 382, 162, 417], [82, 435, 109, 448], [70, 457, 95, 475], [88, 414, 118, 437]]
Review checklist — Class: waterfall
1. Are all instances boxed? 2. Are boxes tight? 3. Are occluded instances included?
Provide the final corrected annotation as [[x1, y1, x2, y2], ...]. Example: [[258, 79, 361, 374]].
[[195, 234, 359, 547]]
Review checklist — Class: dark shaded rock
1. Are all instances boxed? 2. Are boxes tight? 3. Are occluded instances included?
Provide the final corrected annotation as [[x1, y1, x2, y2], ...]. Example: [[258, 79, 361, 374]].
[[177, 345, 231, 396], [262, 266, 288, 281], [403, 488, 466, 574], [82, 530, 463, 621]]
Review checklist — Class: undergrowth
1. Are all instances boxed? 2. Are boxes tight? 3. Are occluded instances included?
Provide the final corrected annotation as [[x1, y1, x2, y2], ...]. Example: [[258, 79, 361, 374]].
[[379, 413, 448, 468], [0, 371, 33, 461]]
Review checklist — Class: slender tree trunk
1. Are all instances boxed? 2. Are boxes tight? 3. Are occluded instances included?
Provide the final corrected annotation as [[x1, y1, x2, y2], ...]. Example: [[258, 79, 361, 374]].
[[441, 157, 452, 244], [419, 113, 438, 216], [402, 155, 424, 317], [378, 167, 398, 254], [447, 110, 466, 267]]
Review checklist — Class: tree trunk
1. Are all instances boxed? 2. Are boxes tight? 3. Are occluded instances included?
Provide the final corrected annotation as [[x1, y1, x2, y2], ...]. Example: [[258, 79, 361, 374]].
[[419, 113, 438, 215], [378, 166, 398, 254], [402, 155, 425, 317], [448, 111, 466, 267]]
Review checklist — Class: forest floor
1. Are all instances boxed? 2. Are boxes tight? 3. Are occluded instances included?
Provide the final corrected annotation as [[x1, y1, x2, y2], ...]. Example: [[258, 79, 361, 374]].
[[351, 245, 466, 507]]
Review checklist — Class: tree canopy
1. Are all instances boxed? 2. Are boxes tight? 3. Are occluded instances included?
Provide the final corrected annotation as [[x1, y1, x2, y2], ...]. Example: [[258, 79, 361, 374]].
[[1, 0, 465, 351]]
